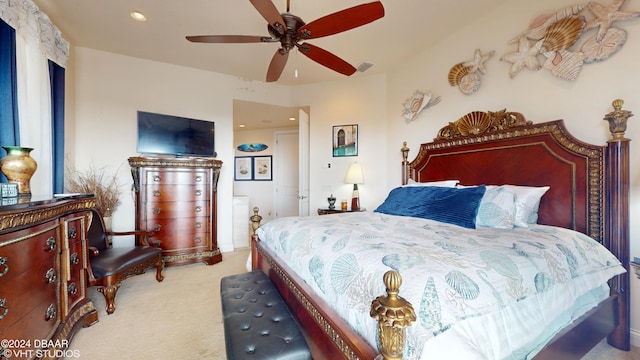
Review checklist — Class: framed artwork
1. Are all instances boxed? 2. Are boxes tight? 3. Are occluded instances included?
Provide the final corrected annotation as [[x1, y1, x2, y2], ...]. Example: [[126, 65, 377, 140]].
[[253, 156, 272, 181], [234, 156, 253, 181], [332, 124, 358, 157]]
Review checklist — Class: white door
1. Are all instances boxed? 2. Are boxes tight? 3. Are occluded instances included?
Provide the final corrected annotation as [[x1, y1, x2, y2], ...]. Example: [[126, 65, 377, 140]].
[[298, 109, 310, 216], [274, 130, 299, 217]]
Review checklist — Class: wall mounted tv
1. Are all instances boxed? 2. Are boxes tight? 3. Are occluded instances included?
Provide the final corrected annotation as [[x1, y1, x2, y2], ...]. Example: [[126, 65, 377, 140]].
[[136, 111, 216, 157]]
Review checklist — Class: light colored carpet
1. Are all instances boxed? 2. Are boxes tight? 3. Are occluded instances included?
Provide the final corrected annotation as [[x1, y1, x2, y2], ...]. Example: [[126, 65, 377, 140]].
[[68, 248, 639, 359]]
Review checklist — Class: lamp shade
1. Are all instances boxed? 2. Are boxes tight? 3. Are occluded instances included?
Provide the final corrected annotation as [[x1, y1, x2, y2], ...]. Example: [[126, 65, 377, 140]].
[[344, 162, 364, 184]]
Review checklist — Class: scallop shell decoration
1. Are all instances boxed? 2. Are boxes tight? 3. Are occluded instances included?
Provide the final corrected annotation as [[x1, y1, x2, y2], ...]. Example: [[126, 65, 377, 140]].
[[402, 90, 441, 123], [448, 49, 494, 95], [448, 63, 471, 86], [330, 253, 360, 294], [540, 16, 585, 53], [456, 111, 492, 136], [445, 270, 480, 300]]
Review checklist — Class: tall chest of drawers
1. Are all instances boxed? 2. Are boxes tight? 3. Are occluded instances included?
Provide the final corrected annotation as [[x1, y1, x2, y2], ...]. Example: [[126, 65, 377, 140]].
[[128, 157, 223, 267], [0, 197, 98, 359]]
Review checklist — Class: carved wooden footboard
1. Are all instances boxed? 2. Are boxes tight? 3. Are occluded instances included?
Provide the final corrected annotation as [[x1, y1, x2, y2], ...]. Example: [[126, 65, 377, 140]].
[[250, 99, 631, 359]]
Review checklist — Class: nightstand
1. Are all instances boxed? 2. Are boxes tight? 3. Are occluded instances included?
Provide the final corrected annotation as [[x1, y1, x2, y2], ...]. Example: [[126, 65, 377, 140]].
[[317, 208, 366, 215]]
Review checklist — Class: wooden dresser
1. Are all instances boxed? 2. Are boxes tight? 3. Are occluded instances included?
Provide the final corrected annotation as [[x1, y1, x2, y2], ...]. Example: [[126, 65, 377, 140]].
[[0, 196, 98, 359], [128, 157, 223, 267]]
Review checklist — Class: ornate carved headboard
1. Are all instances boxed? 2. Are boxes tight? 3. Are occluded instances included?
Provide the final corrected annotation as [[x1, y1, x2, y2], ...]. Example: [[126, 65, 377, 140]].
[[401, 102, 630, 245]]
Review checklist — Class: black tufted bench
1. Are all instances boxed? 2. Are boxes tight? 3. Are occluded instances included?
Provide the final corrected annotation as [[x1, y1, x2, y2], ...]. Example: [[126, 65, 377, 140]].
[[220, 270, 311, 360]]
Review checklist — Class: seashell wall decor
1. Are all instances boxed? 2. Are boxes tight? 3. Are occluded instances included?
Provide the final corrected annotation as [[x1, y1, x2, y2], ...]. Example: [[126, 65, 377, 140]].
[[501, 1, 640, 80], [402, 90, 441, 123], [448, 49, 495, 94]]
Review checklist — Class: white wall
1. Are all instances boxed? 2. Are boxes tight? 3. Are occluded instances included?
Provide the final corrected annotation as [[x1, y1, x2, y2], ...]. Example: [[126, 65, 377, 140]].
[[295, 74, 389, 212], [69, 47, 293, 253], [382, 0, 640, 346]]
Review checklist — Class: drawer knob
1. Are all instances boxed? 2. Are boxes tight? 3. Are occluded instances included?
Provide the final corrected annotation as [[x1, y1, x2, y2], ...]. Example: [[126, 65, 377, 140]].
[[195, 206, 202, 213], [0, 257, 8, 277], [68, 226, 77, 240], [195, 175, 202, 182], [153, 175, 161, 182], [0, 298, 8, 319], [153, 190, 161, 197], [195, 189, 202, 196], [45, 237, 56, 252], [45, 304, 56, 321], [153, 207, 161, 215], [195, 222, 202, 229], [154, 224, 162, 231], [46, 268, 56, 284], [194, 236, 202, 244], [70, 253, 80, 265], [68, 283, 78, 296]]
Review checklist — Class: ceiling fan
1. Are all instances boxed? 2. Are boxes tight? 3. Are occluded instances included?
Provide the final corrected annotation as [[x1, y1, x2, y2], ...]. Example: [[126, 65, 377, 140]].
[[186, 0, 385, 82]]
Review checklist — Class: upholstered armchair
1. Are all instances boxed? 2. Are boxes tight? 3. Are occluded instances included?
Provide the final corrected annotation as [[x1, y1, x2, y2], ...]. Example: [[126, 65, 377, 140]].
[[86, 209, 164, 314]]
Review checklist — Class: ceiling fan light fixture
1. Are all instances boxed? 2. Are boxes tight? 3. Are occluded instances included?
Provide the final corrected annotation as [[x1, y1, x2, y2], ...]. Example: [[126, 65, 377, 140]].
[[356, 61, 374, 72], [130, 11, 147, 22]]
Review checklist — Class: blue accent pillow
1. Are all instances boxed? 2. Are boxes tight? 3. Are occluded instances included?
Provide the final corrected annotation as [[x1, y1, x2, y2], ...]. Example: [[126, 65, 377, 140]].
[[374, 185, 486, 228]]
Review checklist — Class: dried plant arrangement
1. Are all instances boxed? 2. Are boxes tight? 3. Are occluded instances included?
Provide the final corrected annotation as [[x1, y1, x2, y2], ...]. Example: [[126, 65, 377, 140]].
[[66, 164, 122, 217]]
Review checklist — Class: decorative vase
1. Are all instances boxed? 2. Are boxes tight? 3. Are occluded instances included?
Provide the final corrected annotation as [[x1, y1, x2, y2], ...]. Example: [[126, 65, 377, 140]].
[[0, 146, 37, 197], [327, 194, 336, 209]]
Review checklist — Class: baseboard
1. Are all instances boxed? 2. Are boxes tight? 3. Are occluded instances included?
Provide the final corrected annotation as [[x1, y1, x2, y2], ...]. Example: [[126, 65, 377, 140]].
[[631, 328, 640, 348]]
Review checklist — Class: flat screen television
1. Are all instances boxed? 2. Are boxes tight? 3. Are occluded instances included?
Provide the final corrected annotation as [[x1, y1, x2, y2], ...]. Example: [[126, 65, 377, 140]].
[[136, 111, 216, 157]]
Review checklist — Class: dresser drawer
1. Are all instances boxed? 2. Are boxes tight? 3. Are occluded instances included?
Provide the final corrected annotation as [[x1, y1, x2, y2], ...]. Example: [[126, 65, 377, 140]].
[[143, 183, 209, 202], [143, 200, 210, 220], [144, 169, 210, 185], [147, 217, 210, 251], [0, 221, 59, 284], [0, 293, 60, 349], [64, 240, 86, 313], [0, 262, 59, 333]]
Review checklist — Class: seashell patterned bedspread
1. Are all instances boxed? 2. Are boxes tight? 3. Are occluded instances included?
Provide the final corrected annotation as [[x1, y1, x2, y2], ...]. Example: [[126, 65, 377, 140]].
[[256, 212, 625, 359]]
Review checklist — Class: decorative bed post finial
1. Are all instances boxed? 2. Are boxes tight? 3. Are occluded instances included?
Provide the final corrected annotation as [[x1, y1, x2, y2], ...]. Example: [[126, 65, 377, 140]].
[[401, 142, 410, 185], [604, 99, 633, 140], [401, 142, 409, 163], [250, 207, 262, 235], [370, 270, 416, 360]]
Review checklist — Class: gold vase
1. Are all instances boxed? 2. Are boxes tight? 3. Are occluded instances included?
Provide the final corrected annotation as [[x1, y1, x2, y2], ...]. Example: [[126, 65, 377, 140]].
[[0, 146, 38, 197]]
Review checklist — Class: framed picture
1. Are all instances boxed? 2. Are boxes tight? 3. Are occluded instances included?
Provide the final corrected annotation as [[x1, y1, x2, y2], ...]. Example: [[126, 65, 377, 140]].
[[234, 156, 253, 181], [253, 156, 272, 181], [332, 124, 358, 157]]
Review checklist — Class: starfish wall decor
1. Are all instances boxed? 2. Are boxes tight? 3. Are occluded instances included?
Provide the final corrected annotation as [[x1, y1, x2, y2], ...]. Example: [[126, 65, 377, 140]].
[[500, 0, 640, 80]]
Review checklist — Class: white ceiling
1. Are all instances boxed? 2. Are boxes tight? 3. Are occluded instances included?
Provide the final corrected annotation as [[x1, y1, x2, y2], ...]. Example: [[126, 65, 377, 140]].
[[33, 0, 509, 85], [32, 0, 508, 129]]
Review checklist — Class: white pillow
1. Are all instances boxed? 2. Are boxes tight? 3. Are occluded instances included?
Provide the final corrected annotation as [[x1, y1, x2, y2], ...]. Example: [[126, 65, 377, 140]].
[[405, 179, 459, 187], [475, 186, 517, 229], [502, 185, 550, 227]]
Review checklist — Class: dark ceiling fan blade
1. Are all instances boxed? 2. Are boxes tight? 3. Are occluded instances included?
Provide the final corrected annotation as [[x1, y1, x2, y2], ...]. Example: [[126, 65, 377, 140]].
[[266, 49, 289, 82], [250, 0, 286, 36], [298, 1, 384, 40], [296, 43, 356, 76], [186, 35, 273, 43]]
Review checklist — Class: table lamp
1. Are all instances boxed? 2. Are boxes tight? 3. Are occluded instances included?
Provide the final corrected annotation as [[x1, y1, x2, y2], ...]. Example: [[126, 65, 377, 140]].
[[344, 162, 364, 211]]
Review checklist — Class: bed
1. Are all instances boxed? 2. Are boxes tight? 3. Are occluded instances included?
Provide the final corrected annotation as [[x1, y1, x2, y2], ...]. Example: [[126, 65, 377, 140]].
[[250, 99, 631, 359]]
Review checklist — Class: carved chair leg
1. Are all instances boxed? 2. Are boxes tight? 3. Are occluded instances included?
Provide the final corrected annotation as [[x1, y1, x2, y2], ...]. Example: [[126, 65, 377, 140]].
[[155, 259, 165, 282], [97, 282, 121, 315]]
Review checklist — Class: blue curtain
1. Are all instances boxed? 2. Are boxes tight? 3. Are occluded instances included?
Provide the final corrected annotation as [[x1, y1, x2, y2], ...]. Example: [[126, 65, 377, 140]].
[[0, 19, 19, 183], [1, 19, 66, 192], [49, 61, 65, 193]]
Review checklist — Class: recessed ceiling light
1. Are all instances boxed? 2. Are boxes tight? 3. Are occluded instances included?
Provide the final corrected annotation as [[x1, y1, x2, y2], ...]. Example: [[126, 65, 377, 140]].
[[130, 11, 147, 22], [238, 124, 246, 128], [289, 117, 296, 121]]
